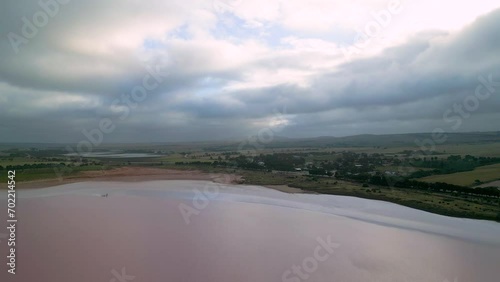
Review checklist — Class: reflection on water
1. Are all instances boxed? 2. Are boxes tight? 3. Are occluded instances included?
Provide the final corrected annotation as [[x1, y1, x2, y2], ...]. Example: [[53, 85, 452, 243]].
[[1, 181, 499, 282]]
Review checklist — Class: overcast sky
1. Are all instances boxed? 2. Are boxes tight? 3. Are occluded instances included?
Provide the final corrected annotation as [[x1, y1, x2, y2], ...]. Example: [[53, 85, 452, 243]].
[[1, 0, 499, 143]]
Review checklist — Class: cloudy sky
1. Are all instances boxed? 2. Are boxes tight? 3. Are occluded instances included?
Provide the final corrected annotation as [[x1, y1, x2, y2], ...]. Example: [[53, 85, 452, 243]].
[[1, 0, 499, 143]]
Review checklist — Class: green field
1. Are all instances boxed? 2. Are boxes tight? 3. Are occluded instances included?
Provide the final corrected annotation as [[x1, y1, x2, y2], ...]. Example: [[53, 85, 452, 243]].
[[433, 143, 500, 157], [0, 165, 110, 183], [0, 157, 66, 166], [331, 143, 500, 157], [418, 163, 500, 186]]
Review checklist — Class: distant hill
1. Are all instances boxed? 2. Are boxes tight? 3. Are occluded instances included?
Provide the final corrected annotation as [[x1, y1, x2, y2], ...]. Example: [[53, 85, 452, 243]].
[[208, 131, 500, 151]]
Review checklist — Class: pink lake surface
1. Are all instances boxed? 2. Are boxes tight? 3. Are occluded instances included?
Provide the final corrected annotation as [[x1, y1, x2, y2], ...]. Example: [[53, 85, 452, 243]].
[[1, 180, 500, 282]]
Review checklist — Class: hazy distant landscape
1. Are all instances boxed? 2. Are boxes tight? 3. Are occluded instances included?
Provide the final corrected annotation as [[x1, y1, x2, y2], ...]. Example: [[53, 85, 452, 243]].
[[1, 131, 499, 221]]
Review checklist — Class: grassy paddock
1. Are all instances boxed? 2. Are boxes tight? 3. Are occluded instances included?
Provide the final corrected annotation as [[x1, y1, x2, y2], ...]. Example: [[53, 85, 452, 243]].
[[0, 157, 67, 166], [418, 163, 500, 186], [0, 165, 111, 183]]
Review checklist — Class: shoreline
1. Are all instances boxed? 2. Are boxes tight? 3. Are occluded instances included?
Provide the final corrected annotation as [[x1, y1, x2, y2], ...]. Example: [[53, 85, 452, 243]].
[[12, 169, 311, 194], [5, 167, 309, 194], [3, 167, 498, 222], [5, 167, 244, 189]]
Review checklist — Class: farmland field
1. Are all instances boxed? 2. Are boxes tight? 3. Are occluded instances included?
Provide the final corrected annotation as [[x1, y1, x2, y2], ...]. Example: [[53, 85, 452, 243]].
[[418, 163, 500, 186]]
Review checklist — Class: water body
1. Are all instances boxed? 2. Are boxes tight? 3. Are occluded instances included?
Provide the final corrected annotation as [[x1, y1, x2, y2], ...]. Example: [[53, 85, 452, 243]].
[[1, 181, 499, 282]]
